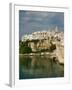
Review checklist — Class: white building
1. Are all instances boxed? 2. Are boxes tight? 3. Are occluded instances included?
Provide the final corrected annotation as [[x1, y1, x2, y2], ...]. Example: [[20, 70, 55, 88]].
[[21, 34, 33, 41], [21, 28, 64, 42]]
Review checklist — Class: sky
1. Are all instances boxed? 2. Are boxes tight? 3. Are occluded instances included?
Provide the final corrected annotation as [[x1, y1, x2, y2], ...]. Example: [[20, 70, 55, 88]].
[[19, 10, 64, 40]]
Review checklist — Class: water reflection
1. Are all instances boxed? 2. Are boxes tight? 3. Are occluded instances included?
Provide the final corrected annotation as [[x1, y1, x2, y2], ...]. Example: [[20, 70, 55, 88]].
[[19, 55, 64, 79]]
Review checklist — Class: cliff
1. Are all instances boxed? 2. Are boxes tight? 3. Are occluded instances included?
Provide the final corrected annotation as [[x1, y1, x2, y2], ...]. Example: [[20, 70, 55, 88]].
[[21, 30, 64, 64]]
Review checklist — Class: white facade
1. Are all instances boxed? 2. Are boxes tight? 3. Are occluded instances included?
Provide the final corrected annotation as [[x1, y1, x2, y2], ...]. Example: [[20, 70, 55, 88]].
[[21, 30, 64, 42]]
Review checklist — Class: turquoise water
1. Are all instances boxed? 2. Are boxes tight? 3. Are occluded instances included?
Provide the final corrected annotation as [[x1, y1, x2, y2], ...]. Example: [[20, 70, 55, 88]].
[[19, 55, 64, 79]]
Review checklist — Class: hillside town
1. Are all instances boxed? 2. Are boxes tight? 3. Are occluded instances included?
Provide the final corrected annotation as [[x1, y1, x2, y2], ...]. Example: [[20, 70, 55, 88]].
[[20, 27, 64, 64], [21, 27, 64, 45]]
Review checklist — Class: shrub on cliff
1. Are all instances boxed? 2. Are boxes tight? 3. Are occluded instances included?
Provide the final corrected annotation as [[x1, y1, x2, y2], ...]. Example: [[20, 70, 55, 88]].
[[19, 41, 32, 54]]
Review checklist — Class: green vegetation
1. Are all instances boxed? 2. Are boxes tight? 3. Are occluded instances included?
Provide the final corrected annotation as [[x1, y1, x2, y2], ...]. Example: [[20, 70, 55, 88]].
[[19, 41, 32, 54]]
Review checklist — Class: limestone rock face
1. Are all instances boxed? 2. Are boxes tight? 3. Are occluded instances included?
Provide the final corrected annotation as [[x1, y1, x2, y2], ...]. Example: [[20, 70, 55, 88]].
[[55, 43, 64, 64], [28, 39, 51, 52], [27, 40, 64, 64]]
